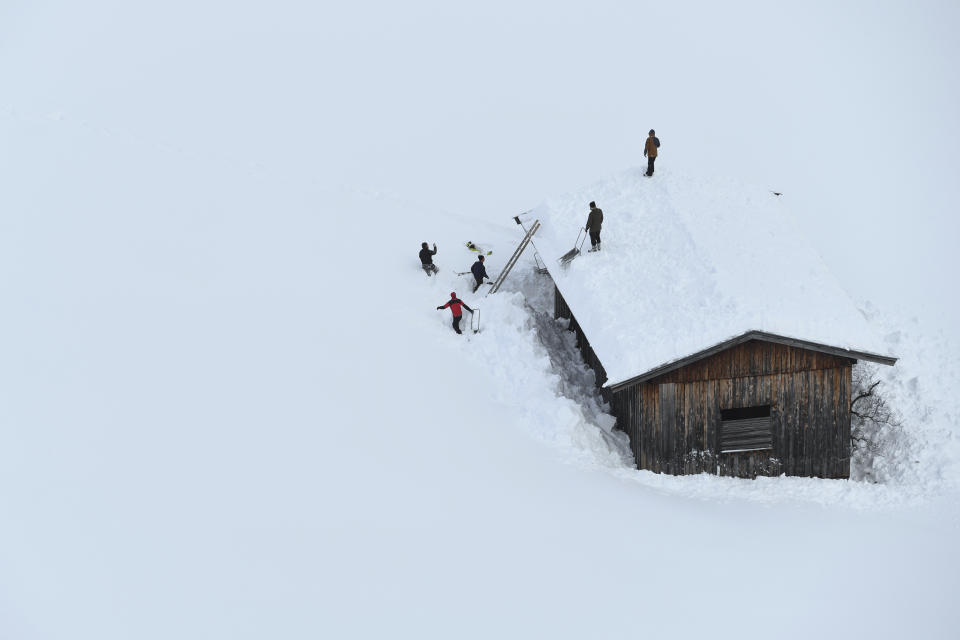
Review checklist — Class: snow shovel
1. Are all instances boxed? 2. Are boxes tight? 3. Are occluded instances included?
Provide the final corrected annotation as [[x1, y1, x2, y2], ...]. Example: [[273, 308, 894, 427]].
[[471, 308, 480, 334], [558, 229, 587, 265]]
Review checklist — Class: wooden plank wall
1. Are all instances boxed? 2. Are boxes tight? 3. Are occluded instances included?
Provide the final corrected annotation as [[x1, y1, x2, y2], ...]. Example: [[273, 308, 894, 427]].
[[616, 346, 853, 479], [554, 286, 855, 479], [554, 286, 609, 395], [652, 340, 854, 384]]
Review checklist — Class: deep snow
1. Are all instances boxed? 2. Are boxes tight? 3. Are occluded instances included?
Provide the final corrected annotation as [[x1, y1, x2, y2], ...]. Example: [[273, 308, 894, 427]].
[[4, 106, 959, 639], [3, 2, 960, 638], [530, 167, 893, 387]]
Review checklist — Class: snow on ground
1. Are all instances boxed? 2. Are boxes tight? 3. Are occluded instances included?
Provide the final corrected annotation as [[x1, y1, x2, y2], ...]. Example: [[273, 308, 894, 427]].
[[530, 167, 894, 387], [3, 106, 960, 639], [491, 240, 958, 508], [402, 166, 960, 510], [3, 5, 960, 635], [491, 166, 959, 506], [855, 301, 960, 488]]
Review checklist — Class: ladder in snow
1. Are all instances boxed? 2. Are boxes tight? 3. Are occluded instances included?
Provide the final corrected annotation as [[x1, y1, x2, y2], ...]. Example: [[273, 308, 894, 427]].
[[514, 214, 549, 274], [488, 219, 540, 295]]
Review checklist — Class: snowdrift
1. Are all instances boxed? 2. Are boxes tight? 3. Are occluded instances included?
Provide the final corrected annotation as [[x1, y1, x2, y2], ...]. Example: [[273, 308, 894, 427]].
[[1, 99, 958, 640], [530, 167, 895, 388]]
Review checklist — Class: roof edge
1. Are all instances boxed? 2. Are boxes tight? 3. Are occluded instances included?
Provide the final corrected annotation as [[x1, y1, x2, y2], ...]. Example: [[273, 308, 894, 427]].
[[605, 331, 897, 392]]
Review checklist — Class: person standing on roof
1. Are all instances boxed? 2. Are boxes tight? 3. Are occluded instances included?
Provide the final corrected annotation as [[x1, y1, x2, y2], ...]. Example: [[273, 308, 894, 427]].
[[419, 242, 439, 276], [644, 129, 660, 177], [437, 292, 474, 334], [471, 255, 489, 293], [585, 201, 603, 252]]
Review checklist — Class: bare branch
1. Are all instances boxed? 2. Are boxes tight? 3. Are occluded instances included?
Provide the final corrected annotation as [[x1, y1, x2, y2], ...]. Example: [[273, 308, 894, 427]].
[[849, 363, 904, 482]]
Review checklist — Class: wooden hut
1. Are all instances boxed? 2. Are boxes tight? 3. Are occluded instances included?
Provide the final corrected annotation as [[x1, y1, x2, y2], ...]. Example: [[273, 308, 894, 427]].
[[555, 287, 896, 478], [527, 169, 898, 479]]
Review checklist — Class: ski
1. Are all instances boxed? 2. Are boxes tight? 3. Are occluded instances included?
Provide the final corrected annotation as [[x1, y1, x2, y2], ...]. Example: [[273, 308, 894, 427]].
[[465, 241, 493, 255]]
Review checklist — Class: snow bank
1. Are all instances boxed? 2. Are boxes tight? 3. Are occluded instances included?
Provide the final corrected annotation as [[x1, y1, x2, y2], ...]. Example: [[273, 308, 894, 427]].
[[3, 107, 959, 640], [854, 302, 960, 489], [529, 167, 894, 387], [495, 251, 959, 508], [3, 17, 959, 636]]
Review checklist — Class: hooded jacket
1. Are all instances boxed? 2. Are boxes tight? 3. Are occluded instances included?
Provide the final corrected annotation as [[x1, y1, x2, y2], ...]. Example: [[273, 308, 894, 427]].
[[419, 246, 437, 265], [471, 259, 488, 282], [585, 206, 603, 233], [439, 292, 473, 317]]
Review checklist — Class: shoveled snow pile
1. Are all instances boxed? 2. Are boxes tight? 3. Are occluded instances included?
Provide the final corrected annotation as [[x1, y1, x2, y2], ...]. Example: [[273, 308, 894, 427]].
[[530, 167, 894, 387]]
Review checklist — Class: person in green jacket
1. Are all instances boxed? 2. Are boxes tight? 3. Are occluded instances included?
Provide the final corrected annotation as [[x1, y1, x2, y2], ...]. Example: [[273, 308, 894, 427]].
[[585, 201, 603, 252]]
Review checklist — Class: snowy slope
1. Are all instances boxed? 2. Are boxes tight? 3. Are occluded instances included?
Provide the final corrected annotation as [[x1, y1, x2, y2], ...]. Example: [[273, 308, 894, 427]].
[[2, 3, 960, 639], [2, 108, 960, 640], [531, 167, 893, 387]]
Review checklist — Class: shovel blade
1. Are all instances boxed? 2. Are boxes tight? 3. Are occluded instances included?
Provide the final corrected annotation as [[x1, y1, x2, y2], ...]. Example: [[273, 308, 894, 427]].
[[558, 248, 580, 265]]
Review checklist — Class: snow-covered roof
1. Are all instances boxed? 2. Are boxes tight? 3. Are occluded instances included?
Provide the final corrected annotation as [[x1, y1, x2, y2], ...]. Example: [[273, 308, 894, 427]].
[[528, 167, 896, 389]]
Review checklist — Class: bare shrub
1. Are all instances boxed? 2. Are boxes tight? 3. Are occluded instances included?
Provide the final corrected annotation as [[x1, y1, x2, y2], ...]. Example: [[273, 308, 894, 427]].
[[850, 363, 905, 482]]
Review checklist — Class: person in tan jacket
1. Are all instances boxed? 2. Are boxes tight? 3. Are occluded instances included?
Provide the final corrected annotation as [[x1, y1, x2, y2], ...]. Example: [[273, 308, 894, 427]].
[[644, 129, 660, 177]]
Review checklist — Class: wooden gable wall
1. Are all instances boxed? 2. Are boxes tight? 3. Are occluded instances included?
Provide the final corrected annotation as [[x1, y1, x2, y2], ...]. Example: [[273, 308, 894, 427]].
[[612, 341, 854, 478], [555, 286, 856, 479]]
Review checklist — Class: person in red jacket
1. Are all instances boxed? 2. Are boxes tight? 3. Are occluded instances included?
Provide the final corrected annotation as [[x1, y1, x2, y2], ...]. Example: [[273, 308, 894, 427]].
[[437, 292, 474, 334]]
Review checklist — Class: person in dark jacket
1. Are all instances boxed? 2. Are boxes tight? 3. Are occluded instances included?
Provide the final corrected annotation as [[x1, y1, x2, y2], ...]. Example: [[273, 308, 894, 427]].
[[585, 201, 603, 252], [470, 255, 489, 292], [644, 129, 660, 177], [437, 292, 474, 334], [419, 242, 439, 275]]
